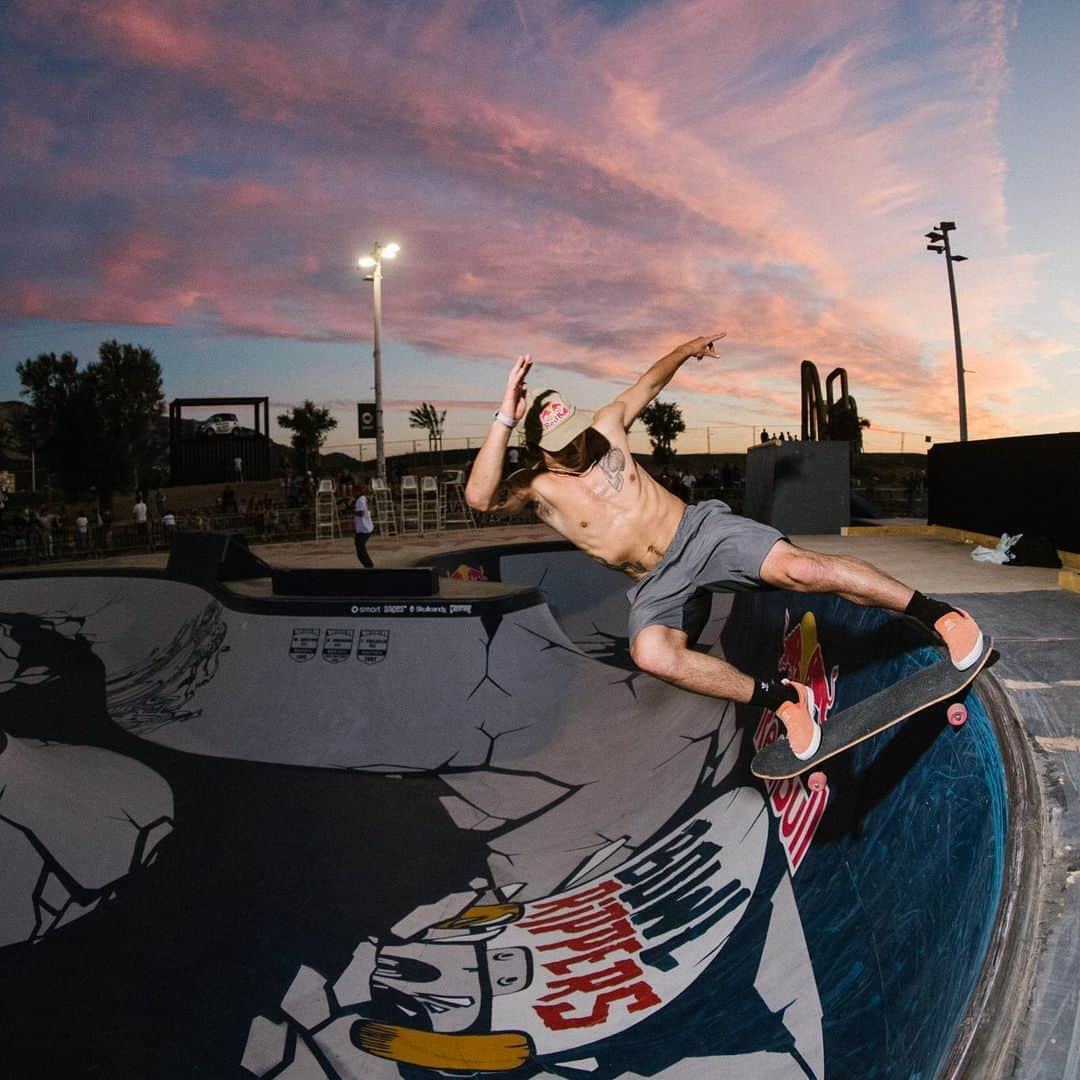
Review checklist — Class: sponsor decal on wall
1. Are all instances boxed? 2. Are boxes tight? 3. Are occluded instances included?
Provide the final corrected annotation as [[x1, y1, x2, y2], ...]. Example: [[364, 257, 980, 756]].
[[288, 628, 320, 662], [322, 629, 355, 663], [356, 630, 390, 664]]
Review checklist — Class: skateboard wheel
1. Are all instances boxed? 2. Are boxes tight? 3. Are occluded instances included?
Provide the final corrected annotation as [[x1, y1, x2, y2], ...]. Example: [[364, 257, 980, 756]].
[[947, 703, 968, 727], [808, 771, 828, 792]]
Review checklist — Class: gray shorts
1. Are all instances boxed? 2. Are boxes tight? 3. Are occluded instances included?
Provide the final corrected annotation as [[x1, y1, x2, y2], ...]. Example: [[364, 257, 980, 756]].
[[626, 500, 785, 646]]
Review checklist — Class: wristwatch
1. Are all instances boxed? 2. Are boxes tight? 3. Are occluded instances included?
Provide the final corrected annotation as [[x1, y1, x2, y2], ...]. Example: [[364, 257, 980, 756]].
[[493, 410, 517, 429]]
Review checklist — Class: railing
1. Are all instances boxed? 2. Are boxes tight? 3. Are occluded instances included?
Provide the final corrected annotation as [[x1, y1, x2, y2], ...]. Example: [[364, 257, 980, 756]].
[[0, 481, 757, 570], [0, 500, 541, 569]]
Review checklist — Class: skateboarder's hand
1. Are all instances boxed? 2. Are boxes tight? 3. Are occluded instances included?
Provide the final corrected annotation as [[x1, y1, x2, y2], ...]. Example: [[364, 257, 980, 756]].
[[682, 332, 727, 360], [502, 354, 532, 422]]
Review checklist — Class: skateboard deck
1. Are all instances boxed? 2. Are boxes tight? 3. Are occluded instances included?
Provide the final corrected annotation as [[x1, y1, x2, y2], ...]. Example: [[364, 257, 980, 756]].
[[751, 639, 994, 781]]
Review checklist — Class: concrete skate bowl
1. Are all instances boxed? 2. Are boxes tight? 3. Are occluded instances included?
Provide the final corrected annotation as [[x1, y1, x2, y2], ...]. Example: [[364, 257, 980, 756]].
[[0, 541, 1037, 1079]]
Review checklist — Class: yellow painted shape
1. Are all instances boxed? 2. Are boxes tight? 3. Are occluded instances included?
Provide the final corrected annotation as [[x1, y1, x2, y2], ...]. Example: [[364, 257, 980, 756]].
[[353, 1021, 533, 1071]]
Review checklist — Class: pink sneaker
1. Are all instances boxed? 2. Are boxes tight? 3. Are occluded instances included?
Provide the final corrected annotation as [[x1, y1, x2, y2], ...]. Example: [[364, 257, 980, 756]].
[[934, 609, 984, 670], [777, 681, 821, 761]]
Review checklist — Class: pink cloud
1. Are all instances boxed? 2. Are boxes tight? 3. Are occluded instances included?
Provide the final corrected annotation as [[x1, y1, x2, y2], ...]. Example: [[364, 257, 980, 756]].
[[2, 0, 1051, 440]]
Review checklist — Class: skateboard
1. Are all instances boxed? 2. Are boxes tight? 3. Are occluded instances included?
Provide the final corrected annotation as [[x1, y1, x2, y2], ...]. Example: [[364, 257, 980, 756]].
[[751, 639, 994, 788]]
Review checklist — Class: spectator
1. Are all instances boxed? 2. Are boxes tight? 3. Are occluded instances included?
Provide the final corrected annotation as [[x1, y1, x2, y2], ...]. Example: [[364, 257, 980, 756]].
[[353, 481, 375, 567], [132, 494, 151, 549], [760, 429, 770, 443], [35, 504, 55, 559], [162, 510, 177, 545]]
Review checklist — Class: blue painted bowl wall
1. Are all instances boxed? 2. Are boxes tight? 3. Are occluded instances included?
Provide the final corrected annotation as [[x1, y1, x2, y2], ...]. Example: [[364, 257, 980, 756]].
[[726, 592, 1007, 1080]]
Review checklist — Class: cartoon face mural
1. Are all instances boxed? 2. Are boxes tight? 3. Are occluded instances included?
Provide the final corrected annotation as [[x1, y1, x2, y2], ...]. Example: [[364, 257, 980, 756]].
[[338, 784, 812, 1076], [1, 573, 827, 1080]]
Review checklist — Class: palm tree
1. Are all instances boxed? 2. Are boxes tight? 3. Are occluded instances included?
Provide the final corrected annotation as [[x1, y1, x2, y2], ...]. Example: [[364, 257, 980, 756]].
[[277, 400, 338, 473], [408, 403, 446, 456]]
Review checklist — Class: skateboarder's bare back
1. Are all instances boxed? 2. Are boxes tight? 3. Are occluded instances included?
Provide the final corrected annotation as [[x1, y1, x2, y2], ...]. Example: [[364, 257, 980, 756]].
[[466, 335, 984, 762]]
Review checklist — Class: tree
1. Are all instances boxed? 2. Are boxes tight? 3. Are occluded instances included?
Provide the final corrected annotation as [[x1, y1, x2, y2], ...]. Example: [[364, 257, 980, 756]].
[[640, 400, 685, 464], [277, 400, 337, 473], [408, 403, 446, 454], [17, 341, 164, 503]]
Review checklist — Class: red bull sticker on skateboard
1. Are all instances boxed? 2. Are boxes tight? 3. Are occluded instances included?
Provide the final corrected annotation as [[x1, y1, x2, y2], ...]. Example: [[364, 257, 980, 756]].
[[753, 610, 838, 872]]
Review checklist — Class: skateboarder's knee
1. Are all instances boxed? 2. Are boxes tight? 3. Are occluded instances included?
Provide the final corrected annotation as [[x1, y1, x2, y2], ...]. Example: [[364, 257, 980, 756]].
[[763, 545, 827, 592], [630, 626, 686, 681]]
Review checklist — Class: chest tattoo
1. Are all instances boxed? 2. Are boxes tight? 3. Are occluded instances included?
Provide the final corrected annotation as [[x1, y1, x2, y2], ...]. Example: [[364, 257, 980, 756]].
[[599, 448, 625, 492]]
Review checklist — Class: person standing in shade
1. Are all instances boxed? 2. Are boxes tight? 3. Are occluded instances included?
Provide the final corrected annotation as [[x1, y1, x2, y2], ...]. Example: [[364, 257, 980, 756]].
[[74, 509, 90, 556], [132, 493, 151, 550], [353, 481, 375, 568]]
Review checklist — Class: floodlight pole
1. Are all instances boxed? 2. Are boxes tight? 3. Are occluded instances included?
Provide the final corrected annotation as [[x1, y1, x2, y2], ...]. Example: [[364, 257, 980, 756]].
[[360, 241, 399, 480], [371, 256, 385, 480], [926, 221, 969, 442]]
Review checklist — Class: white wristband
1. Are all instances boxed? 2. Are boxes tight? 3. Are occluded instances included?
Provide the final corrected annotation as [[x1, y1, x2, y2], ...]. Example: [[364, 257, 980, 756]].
[[493, 410, 517, 430]]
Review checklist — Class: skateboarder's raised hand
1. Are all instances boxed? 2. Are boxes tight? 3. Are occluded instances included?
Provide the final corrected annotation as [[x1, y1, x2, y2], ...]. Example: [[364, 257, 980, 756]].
[[501, 354, 532, 424], [612, 332, 727, 426], [684, 332, 727, 360]]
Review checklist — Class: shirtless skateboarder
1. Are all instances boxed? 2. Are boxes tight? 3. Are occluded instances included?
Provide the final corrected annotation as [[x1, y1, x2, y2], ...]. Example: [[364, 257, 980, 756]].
[[465, 335, 984, 760]]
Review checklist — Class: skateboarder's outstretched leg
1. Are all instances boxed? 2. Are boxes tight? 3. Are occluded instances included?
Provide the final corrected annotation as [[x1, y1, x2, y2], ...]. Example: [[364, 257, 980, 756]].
[[631, 541, 984, 760], [759, 541, 984, 669]]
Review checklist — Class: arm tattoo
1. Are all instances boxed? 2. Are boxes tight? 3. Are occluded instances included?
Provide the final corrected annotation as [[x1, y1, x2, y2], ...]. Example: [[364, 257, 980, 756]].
[[599, 448, 625, 492]]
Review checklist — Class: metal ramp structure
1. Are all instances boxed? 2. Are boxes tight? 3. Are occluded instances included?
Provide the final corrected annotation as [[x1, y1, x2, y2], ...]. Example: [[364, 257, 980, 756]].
[[420, 476, 441, 533], [400, 476, 421, 533], [370, 478, 398, 536], [313, 479, 341, 540], [440, 470, 475, 529]]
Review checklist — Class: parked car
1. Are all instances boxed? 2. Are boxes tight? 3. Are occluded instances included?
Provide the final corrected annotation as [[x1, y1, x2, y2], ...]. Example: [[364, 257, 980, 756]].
[[197, 413, 240, 436]]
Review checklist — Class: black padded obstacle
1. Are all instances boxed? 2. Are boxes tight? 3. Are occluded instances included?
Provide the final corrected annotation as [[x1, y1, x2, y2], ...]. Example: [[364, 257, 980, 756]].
[[928, 434, 1080, 553], [166, 531, 271, 586], [745, 441, 850, 534], [271, 567, 439, 598]]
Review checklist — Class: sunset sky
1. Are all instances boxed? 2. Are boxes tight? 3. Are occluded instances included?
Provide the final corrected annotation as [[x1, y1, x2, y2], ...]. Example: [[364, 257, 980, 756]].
[[1, 0, 1076, 457]]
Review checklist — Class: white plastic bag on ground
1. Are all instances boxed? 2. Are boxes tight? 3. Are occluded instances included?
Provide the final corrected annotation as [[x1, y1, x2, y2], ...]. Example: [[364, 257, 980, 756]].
[[971, 533, 1022, 564]]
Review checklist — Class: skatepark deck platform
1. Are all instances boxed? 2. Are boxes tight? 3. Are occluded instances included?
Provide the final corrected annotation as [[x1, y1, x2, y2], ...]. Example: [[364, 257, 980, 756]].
[[0, 525, 1076, 1078]]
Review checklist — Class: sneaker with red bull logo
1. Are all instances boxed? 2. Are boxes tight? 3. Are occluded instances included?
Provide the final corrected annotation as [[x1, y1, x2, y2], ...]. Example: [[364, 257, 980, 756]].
[[777, 680, 822, 761], [934, 609, 984, 670]]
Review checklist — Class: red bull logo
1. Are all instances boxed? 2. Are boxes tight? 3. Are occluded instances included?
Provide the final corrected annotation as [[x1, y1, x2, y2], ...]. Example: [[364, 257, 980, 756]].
[[450, 563, 488, 582], [753, 611, 838, 872], [539, 400, 571, 432]]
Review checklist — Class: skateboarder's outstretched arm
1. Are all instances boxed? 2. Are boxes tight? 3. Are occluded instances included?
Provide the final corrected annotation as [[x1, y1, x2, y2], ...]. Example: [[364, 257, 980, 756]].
[[610, 332, 726, 428], [465, 354, 535, 514]]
